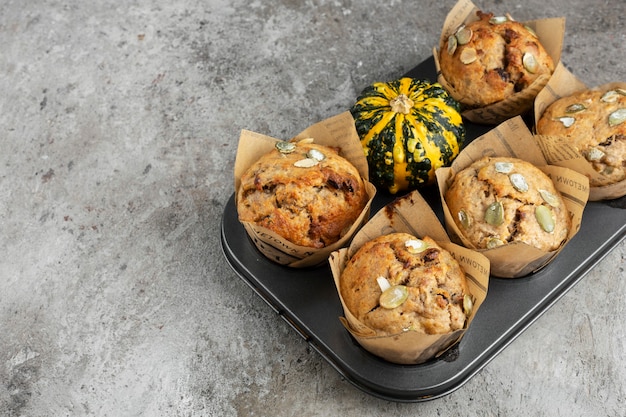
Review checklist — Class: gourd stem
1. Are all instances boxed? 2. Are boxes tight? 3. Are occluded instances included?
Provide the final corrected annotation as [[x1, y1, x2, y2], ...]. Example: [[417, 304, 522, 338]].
[[389, 94, 414, 114]]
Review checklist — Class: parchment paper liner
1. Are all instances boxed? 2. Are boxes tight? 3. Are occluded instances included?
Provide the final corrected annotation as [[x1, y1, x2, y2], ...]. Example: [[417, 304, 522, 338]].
[[435, 116, 589, 278], [533, 61, 626, 201], [329, 190, 489, 365], [234, 111, 377, 268], [432, 0, 565, 125]]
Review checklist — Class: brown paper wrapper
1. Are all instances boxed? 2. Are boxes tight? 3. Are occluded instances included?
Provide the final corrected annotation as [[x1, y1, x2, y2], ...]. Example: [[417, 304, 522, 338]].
[[432, 0, 565, 125], [234, 111, 377, 268], [533, 62, 626, 201], [329, 190, 490, 365], [435, 116, 589, 278]]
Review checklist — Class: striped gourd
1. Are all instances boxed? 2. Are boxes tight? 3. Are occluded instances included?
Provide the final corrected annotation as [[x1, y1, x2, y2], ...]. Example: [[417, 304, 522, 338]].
[[350, 78, 465, 194]]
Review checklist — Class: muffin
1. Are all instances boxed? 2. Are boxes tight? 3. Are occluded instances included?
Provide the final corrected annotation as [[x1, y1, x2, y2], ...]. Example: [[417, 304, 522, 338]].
[[445, 156, 570, 252], [439, 11, 555, 108], [339, 233, 472, 336], [536, 86, 626, 187], [237, 138, 369, 249]]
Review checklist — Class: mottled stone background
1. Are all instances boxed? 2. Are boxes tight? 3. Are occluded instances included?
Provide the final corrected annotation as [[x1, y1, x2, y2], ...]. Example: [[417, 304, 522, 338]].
[[1, 0, 624, 416]]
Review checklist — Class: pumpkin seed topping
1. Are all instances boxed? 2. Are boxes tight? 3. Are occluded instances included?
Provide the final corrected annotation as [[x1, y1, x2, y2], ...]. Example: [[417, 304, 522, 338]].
[[565, 103, 586, 113], [601, 90, 620, 103], [405, 239, 428, 254], [458, 209, 472, 229], [455, 26, 473, 45], [509, 173, 529, 192], [376, 276, 391, 292], [307, 148, 325, 161], [447, 34, 458, 55], [486, 238, 504, 249], [585, 147, 605, 161], [539, 189, 560, 207], [535, 205, 555, 233], [293, 158, 319, 168], [556, 116, 576, 128], [524, 24, 538, 37], [489, 16, 509, 24], [460, 48, 477, 64], [494, 161, 514, 173], [485, 201, 504, 226], [463, 294, 474, 317], [379, 285, 409, 309], [275, 141, 296, 154], [608, 109, 626, 126], [522, 52, 538, 73], [601, 89, 626, 103]]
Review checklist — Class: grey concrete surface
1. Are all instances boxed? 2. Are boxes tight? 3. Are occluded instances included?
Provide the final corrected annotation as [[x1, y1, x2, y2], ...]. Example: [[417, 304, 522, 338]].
[[1, 0, 624, 416]]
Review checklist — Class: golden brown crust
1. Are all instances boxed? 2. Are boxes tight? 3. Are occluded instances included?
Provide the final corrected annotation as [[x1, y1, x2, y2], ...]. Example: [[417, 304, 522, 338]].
[[237, 141, 369, 248], [445, 156, 570, 251], [537, 87, 626, 187], [439, 11, 554, 108], [340, 234, 469, 336]]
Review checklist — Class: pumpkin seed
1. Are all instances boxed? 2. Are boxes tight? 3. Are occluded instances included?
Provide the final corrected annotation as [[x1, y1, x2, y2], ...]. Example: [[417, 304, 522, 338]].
[[486, 238, 504, 249], [458, 209, 472, 229], [494, 161, 514, 173], [405, 238, 428, 254], [307, 148, 325, 161], [585, 147, 605, 161], [379, 285, 409, 309], [539, 189, 560, 207], [293, 158, 319, 168], [601, 89, 626, 103], [509, 173, 529, 192], [524, 24, 538, 37], [484, 201, 504, 226], [275, 141, 296, 154], [455, 26, 473, 45], [489, 16, 509, 24], [557, 116, 576, 128], [522, 52, 538, 73], [535, 205, 555, 233], [460, 48, 477, 64], [601, 90, 620, 103], [463, 294, 474, 317], [608, 109, 626, 126], [376, 276, 391, 292], [447, 34, 458, 55], [565, 103, 586, 113]]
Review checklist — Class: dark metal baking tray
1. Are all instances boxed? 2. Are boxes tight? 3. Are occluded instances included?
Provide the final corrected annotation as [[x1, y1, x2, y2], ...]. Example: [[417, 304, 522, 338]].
[[220, 57, 626, 402]]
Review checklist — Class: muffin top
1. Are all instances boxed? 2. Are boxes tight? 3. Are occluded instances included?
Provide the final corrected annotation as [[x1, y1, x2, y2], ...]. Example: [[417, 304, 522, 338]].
[[537, 86, 626, 187], [445, 156, 570, 252], [237, 139, 369, 248], [340, 233, 471, 336], [439, 11, 554, 108]]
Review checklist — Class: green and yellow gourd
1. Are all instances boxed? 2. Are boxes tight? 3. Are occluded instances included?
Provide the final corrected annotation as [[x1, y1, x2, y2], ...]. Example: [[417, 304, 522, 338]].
[[350, 78, 465, 194]]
